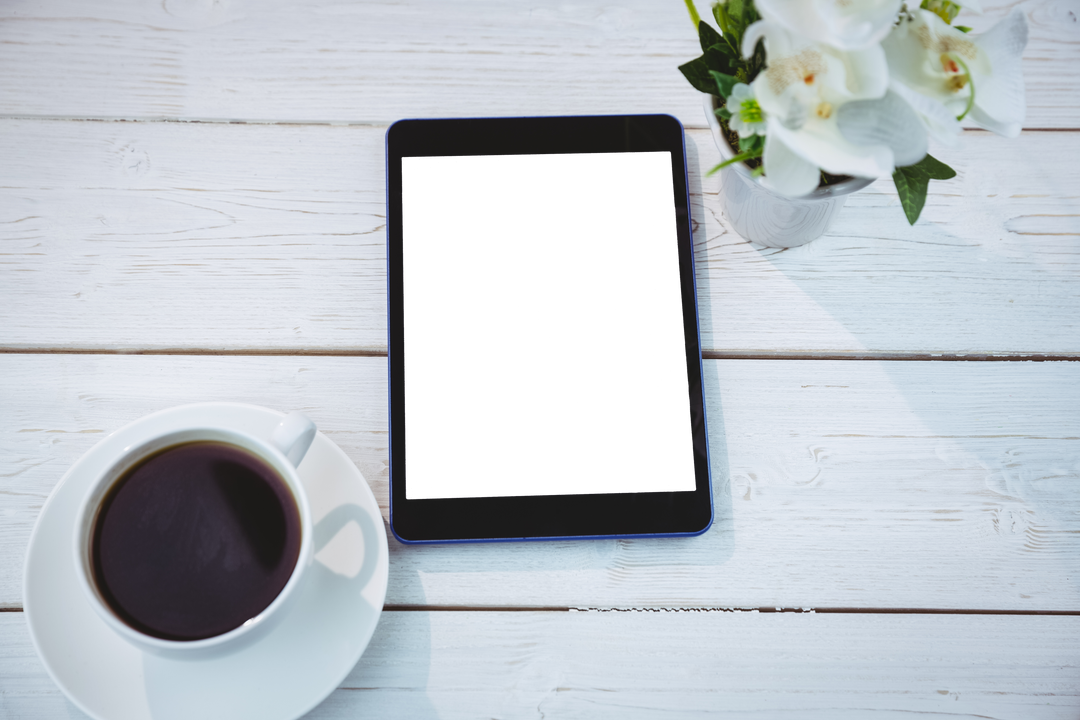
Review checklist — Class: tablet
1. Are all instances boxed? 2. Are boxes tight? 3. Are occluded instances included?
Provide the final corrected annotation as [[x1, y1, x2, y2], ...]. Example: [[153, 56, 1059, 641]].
[[386, 114, 711, 543]]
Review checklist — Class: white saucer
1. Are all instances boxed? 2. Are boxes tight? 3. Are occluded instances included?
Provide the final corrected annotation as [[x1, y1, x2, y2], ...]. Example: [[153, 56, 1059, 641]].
[[23, 403, 389, 720]]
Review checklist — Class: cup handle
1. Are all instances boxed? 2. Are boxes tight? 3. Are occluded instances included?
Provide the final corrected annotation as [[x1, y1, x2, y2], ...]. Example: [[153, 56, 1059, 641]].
[[270, 412, 317, 467]]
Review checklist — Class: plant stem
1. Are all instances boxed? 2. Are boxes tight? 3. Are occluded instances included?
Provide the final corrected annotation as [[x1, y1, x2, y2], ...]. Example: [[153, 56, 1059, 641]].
[[683, 0, 701, 29], [947, 52, 976, 121]]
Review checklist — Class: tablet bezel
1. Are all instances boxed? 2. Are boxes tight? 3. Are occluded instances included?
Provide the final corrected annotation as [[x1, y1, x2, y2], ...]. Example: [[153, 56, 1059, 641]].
[[386, 114, 712, 543]]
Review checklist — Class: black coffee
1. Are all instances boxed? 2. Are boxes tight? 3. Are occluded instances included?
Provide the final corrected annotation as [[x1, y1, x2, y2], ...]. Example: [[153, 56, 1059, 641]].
[[91, 441, 302, 641]]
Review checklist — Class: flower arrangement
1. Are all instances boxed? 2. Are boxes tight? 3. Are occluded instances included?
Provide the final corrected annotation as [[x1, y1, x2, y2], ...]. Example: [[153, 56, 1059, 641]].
[[679, 0, 1028, 224]]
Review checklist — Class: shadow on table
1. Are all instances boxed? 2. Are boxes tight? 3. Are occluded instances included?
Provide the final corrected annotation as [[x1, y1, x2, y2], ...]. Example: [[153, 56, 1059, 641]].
[[688, 131, 1080, 608], [312, 138, 739, 715], [681, 131, 737, 576], [370, 136, 737, 624], [309, 547, 440, 719], [141, 501, 397, 720]]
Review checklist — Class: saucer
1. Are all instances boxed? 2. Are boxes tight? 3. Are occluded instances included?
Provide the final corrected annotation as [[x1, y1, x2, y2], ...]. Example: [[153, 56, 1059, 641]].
[[23, 403, 389, 720]]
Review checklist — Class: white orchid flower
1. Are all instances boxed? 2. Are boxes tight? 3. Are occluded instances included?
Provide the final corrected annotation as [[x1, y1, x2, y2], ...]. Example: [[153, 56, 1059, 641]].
[[741, 20, 927, 197], [883, 8, 1028, 138], [753, 0, 903, 50], [727, 83, 767, 138]]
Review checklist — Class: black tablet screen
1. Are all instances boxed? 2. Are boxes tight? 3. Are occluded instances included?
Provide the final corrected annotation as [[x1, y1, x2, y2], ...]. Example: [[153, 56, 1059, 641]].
[[402, 151, 695, 499]]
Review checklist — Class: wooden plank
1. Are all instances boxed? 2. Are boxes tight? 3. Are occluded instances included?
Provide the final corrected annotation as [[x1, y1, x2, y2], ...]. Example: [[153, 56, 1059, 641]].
[[694, 133, 1080, 358], [2, 610, 1079, 718], [2, 120, 1078, 355], [3, 355, 1079, 611], [0, 0, 1074, 129], [0, 119, 387, 354]]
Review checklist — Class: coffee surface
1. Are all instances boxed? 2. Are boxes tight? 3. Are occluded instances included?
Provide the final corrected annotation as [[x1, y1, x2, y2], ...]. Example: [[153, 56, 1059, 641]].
[[92, 441, 302, 641]]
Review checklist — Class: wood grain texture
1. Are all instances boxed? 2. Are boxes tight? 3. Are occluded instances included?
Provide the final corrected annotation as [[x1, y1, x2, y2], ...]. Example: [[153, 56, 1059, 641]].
[[3, 3, 1077, 716], [0, 119, 386, 353], [0, 0, 1075, 129], [3, 355, 1078, 611], [2, 120, 1078, 355], [3, 610, 1080, 719]]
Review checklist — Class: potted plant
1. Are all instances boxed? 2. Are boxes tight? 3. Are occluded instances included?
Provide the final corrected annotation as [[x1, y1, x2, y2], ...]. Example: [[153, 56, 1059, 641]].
[[680, 0, 1028, 247]]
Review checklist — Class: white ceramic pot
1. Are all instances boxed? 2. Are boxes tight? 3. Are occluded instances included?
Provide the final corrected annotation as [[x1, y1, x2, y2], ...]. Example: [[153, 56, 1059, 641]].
[[703, 94, 873, 248]]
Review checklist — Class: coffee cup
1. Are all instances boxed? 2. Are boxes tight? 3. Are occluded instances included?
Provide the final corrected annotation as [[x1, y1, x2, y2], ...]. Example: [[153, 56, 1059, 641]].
[[72, 412, 318, 660]]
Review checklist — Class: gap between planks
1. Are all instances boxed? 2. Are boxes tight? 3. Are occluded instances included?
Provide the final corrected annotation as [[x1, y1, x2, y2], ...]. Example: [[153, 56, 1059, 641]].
[[1, 115, 1077, 133], [4, 606, 1080, 615], [391, 606, 1080, 615], [0, 347, 389, 357], [3, 348, 1080, 362]]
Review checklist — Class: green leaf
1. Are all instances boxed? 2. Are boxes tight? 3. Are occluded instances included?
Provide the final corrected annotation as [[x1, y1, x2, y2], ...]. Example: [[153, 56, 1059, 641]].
[[709, 70, 739, 99], [698, 21, 722, 53], [715, 105, 732, 120], [738, 134, 764, 153], [679, 46, 735, 93], [706, 42, 736, 62], [707, 44, 737, 75], [892, 153, 957, 225], [712, 2, 731, 35], [711, 3, 743, 55], [744, 35, 766, 81], [955, 25, 972, 33], [891, 169, 923, 225], [679, 57, 720, 95], [724, 0, 744, 39], [741, 0, 761, 27], [915, 153, 957, 180]]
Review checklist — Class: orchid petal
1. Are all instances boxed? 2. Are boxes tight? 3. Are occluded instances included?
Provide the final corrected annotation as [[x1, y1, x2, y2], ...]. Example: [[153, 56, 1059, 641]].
[[750, 23, 887, 123], [742, 20, 795, 60], [762, 131, 821, 197], [754, 0, 902, 51], [837, 90, 928, 167], [842, 44, 889, 100], [767, 115, 891, 179], [970, 7, 1028, 137], [883, 8, 1026, 137], [882, 13, 950, 104], [746, 21, 894, 190], [753, 0, 833, 48], [888, 80, 962, 145], [975, 8, 1028, 66], [968, 105, 1020, 138]]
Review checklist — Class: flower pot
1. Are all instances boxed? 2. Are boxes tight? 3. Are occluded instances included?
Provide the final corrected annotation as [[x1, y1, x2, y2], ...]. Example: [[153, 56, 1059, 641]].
[[702, 95, 873, 248]]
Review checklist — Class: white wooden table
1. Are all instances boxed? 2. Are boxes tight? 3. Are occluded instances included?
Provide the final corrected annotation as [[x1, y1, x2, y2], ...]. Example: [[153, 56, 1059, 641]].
[[3, 1, 1079, 717]]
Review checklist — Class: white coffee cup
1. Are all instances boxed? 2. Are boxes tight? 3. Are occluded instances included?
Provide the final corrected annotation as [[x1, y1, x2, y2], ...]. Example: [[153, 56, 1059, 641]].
[[72, 412, 317, 660]]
